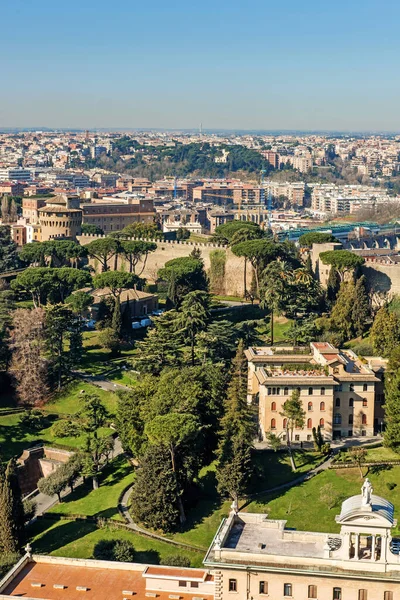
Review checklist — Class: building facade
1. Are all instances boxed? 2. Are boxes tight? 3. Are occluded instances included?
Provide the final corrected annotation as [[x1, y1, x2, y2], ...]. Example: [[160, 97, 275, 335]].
[[246, 342, 384, 442], [39, 195, 82, 241], [2, 482, 400, 599], [82, 198, 155, 233]]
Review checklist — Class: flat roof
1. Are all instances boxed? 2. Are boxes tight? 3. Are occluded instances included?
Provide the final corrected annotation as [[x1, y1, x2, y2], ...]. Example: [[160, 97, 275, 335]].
[[3, 562, 214, 600]]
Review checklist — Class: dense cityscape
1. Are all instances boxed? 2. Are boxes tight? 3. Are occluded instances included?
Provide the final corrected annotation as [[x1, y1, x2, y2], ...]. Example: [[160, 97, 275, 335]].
[[3, 0, 400, 598]]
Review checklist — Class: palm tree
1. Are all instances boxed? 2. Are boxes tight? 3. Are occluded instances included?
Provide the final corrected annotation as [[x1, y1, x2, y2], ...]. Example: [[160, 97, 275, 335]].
[[176, 291, 210, 366]]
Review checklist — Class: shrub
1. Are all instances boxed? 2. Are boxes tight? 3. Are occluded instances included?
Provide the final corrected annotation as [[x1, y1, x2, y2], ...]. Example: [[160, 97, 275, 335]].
[[19, 409, 49, 431], [93, 539, 135, 562], [51, 419, 81, 438], [160, 555, 191, 567], [387, 482, 397, 490], [23, 499, 36, 522], [351, 342, 374, 357]]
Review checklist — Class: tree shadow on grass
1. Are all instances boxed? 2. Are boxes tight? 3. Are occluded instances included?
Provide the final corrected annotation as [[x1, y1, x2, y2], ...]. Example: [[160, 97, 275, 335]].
[[28, 519, 97, 554], [180, 470, 222, 534], [133, 550, 160, 565], [367, 464, 393, 476]]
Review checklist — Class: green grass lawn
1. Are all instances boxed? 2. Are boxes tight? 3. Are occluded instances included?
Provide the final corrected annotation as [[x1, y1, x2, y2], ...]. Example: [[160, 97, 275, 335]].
[[245, 464, 400, 537], [28, 520, 204, 567], [334, 445, 400, 463], [50, 456, 134, 521], [0, 410, 114, 461], [108, 369, 138, 387], [164, 450, 323, 550], [249, 449, 323, 491], [45, 381, 119, 416]]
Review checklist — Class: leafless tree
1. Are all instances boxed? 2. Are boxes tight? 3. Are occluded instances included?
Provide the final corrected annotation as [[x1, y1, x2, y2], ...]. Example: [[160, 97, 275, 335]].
[[10, 308, 49, 406]]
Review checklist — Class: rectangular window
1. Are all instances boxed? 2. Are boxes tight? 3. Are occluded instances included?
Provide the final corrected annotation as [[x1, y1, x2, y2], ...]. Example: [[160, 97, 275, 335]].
[[284, 583, 292, 597], [308, 585, 317, 599], [178, 581, 187, 587], [384, 592, 393, 600], [333, 588, 342, 600], [259, 581, 268, 594], [359, 590, 368, 600], [229, 579, 237, 592], [190, 582, 199, 588]]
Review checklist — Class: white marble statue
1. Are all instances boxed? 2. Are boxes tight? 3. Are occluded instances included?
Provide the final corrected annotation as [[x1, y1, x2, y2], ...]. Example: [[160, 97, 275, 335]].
[[361, 478, 373, 506]]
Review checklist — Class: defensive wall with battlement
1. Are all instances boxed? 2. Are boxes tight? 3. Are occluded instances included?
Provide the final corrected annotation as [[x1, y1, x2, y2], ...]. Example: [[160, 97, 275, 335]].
[[77, 234, 250, 297]]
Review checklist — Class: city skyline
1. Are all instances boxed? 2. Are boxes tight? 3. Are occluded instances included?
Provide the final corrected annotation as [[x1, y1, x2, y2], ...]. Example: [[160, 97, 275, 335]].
[[2, 0, 400, 131]]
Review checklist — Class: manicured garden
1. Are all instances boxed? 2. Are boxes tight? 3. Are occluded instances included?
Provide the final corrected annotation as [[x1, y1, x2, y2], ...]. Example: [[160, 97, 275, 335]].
[[49, 456, 133, 521], [28, 520, 204, 567]]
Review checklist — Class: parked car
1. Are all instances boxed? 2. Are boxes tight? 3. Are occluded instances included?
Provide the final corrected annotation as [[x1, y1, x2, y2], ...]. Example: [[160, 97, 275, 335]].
[[131, 321, 143, 329], [152, 309, 164, 316], [140, 318, 152, 327]]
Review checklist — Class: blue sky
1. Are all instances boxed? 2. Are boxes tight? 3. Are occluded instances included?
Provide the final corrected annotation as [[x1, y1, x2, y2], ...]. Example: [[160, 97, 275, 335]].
[[1, 0, 400, 130]]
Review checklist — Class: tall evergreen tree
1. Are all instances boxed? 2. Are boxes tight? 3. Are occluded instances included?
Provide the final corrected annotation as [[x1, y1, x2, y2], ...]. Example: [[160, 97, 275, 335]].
[[370, 307, 400, 357], [130, 444, 181, 532], [216, 341, 256, 507], [0, 460, 24, 553], [330, 281, 356, 343], [0, 226, 19, 274], [352, 275, 371, 337], [383, 351, 400, 452], [112, 296, 123, 339]]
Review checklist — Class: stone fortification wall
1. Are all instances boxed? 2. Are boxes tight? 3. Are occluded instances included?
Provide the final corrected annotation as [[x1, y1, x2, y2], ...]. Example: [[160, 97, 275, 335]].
[[77, 234, 250, 297], [362, 259, 400, 297]]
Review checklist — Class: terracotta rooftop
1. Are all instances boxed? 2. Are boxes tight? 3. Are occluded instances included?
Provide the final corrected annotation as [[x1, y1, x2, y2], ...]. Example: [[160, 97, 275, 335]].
[[3, 562, 214, 600]]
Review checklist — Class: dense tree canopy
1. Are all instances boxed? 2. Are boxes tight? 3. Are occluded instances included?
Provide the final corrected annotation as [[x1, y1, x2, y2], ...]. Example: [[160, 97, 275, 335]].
[[319, 250, 364, 280], [299, 232, 338, 247], [158, 256, 208, 305]]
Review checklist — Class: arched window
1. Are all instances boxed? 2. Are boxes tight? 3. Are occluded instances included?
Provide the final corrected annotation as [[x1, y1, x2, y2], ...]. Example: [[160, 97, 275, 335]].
[[277, 387, 281, 395], [349, 398, 354, 407], [335, 397, 341, 407], [284, 387, 289, 396], [349, 383, 354, 392], [271, 418, 276, 429], [363, 383, 368, 392], [267, 387, 272, 395], [283, 418, 288, 429], [333, 413, 342, 425], [308, 402, 313, 411], [321, 387, 325, 396], [362, 398, 368, 407], [348, 415, 354, 425], [320, 401, 325, 411], [272, 387, 276, 395], [308, 387, 313, 395], [307, 418, 312, 429], [271, 401, 277, 412], [297, 387, 301, 394], [362, 414, 367, 425], [319, 418, 325, 429]]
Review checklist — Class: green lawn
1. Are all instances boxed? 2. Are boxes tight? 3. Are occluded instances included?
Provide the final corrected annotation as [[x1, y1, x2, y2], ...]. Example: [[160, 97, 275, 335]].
[[245, 465, 400, 537], [109, 369, 138, 387], [334, 445, 400, 464], [0, 410, 114, 461], [45, 381, 119, 416], [164, 450, 323, 550], [50, 456, 133, 521], [28, 520, 204, 567], [249, 449, 323, 491]]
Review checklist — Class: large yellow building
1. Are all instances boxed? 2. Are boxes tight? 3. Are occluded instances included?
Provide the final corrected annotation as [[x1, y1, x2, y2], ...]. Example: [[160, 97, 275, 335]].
[[246, 342, 386, 442], [39, 195, 82, 241]]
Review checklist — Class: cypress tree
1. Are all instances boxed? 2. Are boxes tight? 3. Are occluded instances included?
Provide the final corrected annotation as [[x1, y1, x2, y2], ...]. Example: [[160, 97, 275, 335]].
[[326, 266, 340, 304], [216, 341, 256, 506], [384, 352, 400, 452], [0, 460, 23, 553], [112, 296, 123, 339], [5, 460, 25, 548], [330, 281, 356, 343], [352, 275, 371, 337], [121, 297, 132, 340], [370, 307, 400, 357]]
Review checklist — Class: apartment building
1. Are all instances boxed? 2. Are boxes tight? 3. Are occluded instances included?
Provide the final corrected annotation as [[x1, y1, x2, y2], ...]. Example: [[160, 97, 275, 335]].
[[82, 197, 155, 233], [293, 153, 313, 173], [246, 342, 384, 442], [22, 197, 47, 224], [0, 168, 32, 182]]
